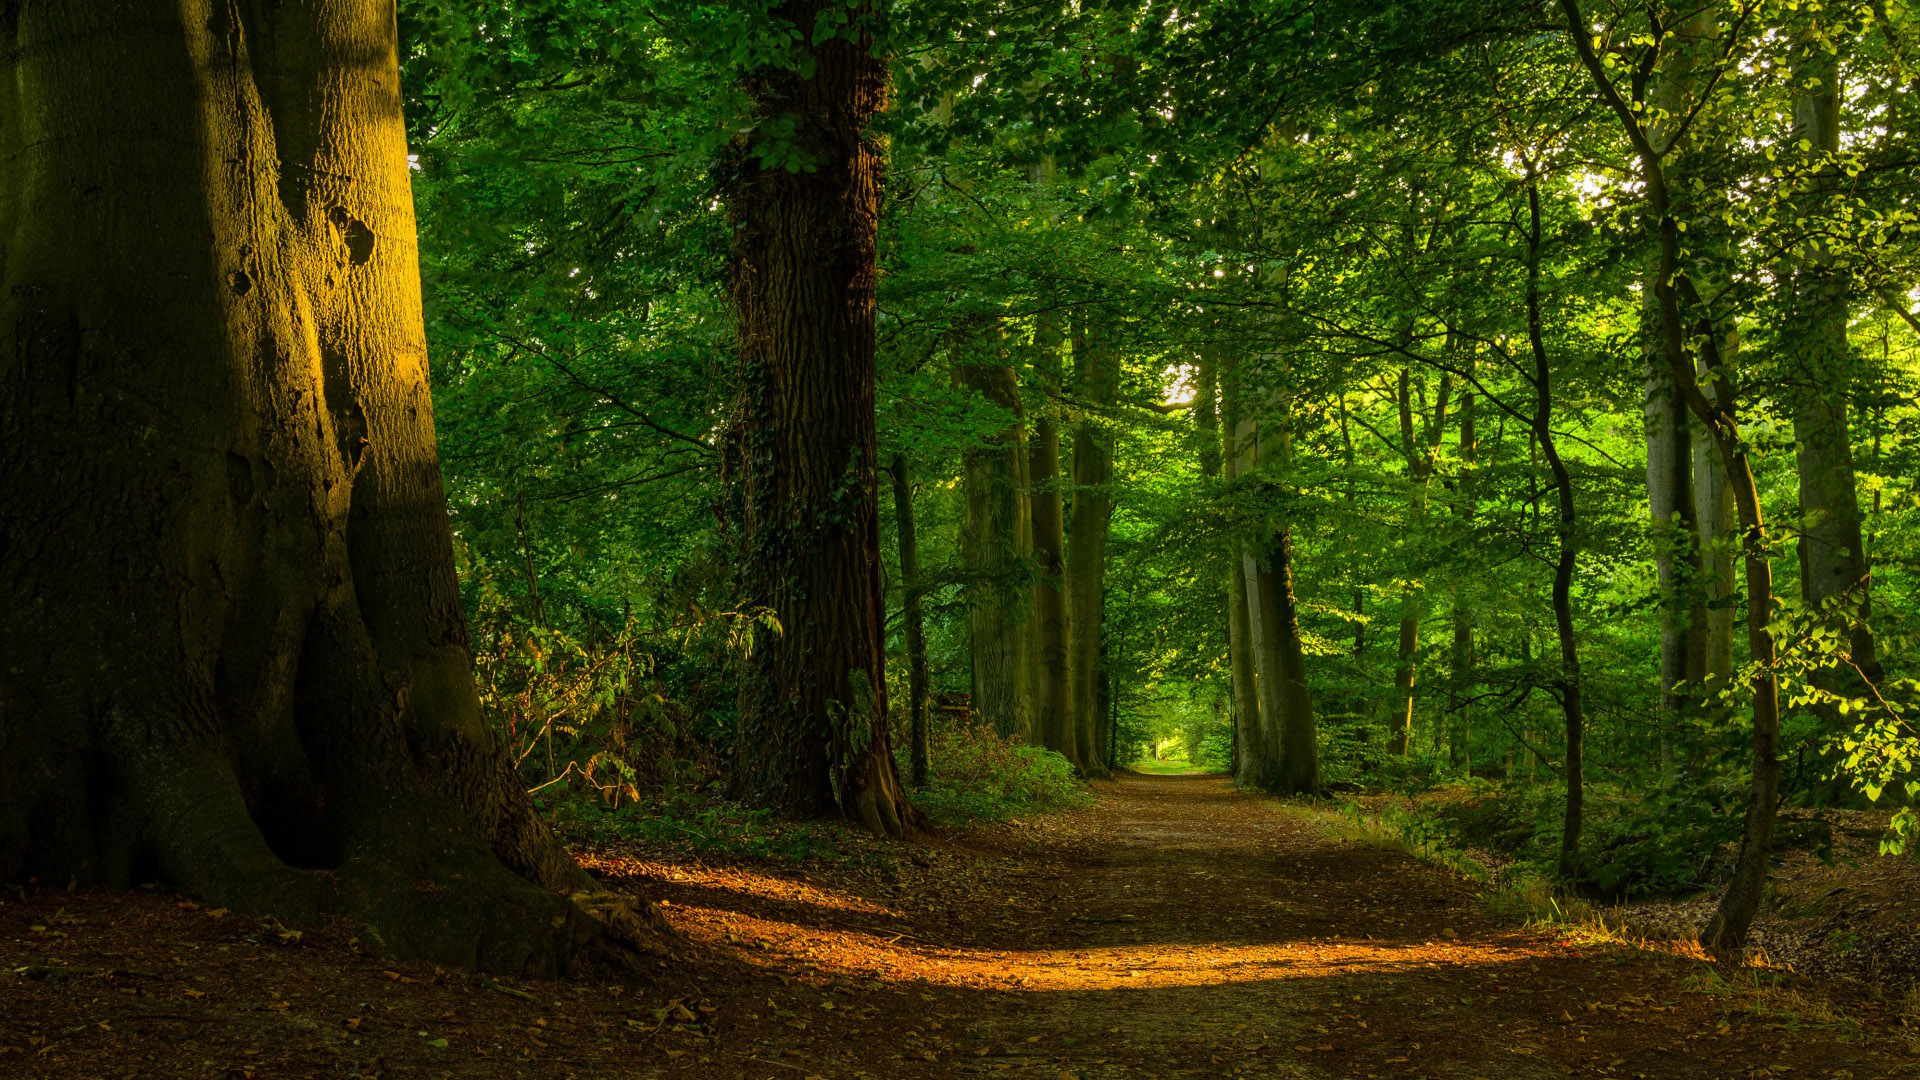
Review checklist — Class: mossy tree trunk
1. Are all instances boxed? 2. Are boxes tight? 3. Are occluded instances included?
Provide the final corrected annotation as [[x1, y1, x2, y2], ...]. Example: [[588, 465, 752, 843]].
[[724, 0, 917, 837], [0, 0, 653, 975]]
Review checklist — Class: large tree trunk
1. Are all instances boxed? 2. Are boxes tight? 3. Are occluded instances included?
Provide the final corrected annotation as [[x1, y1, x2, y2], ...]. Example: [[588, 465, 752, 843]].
[[1784, 35, 1878, 691], [0, 1, 653, 975], [725, 0, 916, 837], [1067, 319, 1117, 778], [1241, 396, 1319, 794], [1228, 379, 1276, 789], [960, 360, 1031, 740], [890, 454, 932, 787]]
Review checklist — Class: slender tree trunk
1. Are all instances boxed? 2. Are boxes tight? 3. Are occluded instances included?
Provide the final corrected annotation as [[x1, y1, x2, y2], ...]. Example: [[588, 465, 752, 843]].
[[1067, 318, 1117, 778], [959, 360, 1030, 740], [1693, 353, 1738, 684], [0, 2, 654, 974], [1197, 351, 1255, 780], [1267, 521, 1320, 794], [1645, 284, 1703, 738], [1524, 175, 1587, 881], [1029, 316, 1077, 771], [890, 454, 931, 787], [725, 0, 916, 837], [515, 492, 547, 625], [1449, 372, 1478, 771], [1387, 366, 1451, 755], [1560, 0, 1782, 954]]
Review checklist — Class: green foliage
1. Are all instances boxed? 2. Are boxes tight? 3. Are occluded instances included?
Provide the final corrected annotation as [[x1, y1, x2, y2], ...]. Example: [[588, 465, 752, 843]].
[[393, 0, 1920, 890], [1438, 780, 1747, 900], [902, 725, 1092, 825]]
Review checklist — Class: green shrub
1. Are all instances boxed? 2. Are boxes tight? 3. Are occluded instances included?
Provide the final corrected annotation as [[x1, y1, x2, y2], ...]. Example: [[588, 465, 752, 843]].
[[902, 724, 1093, 824], [1436, 777, 1744, 899]]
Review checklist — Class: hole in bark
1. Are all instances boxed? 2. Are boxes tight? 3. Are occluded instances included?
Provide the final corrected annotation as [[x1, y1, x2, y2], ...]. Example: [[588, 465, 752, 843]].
[[248, 789, 342, 871], [225, 452, 254, 505], [328, 206, 376, 265]]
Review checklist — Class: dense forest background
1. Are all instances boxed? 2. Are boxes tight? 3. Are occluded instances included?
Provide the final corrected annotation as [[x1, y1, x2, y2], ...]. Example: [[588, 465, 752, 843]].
[[393, 0, 1920, 944]]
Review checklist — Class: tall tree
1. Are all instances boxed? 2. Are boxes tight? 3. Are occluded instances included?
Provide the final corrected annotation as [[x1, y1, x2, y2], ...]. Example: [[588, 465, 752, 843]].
[[0, 0, 645, 973], [1067, 318, 1118, 777], [1783, 23, 1878, 687], [1388, 366, 1453, 755], [1561, 0, 1784, 953], [724, 0, 916, 836], [1030, 313, 1078, 770], [960, 358, 1033, 740]]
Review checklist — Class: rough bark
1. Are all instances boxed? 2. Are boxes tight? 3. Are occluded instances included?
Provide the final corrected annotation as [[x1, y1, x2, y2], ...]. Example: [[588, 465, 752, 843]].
[[959, 360, 1031, 741], [890, 454, 932, 787], [1067, 319, 1117, 778], [725, 0, 918, 837], [0, 1, 656, 976]]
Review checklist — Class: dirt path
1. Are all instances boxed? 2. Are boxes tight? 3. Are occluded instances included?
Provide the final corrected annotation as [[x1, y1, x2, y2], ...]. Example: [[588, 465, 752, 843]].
[[3, 774, 1915, 1078]]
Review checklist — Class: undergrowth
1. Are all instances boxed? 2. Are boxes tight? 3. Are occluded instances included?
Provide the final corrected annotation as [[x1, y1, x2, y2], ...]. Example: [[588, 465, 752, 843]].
[[546, 789, 844, 861], [1287, 794, 1704, 949], [902, 724, 1092, 825]]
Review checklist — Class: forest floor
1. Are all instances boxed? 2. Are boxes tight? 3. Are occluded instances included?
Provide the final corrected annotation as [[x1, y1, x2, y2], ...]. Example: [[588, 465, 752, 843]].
[[4, 773, 1918, 1079]]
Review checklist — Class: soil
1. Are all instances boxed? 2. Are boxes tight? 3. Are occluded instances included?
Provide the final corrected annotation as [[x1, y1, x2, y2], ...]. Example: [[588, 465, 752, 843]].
[[3, 773, 1916, 1079]]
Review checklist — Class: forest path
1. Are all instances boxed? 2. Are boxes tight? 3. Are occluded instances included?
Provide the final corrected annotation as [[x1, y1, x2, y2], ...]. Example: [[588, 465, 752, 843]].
[[616, 773, 1913, 1080], [2, 775, 1913, 1078]]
